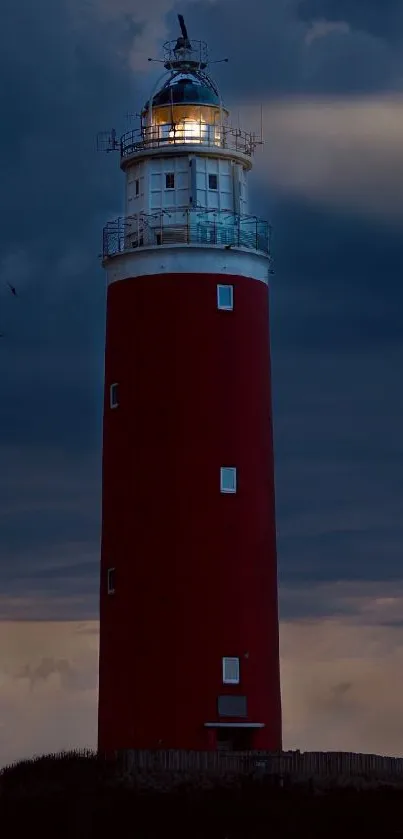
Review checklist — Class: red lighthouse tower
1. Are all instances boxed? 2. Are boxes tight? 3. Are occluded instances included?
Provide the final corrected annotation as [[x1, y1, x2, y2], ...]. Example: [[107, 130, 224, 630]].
[[98, 16, 282, 754]]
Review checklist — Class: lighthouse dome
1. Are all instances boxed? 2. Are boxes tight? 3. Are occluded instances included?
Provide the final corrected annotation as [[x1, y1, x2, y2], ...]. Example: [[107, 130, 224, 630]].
[[143, 73, 222, 114]]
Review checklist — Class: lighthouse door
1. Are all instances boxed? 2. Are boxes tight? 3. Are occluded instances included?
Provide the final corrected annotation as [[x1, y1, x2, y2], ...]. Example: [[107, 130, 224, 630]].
[[216, 727, 254, 751]]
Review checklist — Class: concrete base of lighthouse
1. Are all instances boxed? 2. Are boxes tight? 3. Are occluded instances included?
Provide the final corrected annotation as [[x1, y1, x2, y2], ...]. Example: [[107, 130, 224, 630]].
[[98, 265, 282, 755]]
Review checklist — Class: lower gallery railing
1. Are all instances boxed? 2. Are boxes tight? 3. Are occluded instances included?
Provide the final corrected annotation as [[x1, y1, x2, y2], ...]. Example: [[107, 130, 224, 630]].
[[103, 210, 271, 259]]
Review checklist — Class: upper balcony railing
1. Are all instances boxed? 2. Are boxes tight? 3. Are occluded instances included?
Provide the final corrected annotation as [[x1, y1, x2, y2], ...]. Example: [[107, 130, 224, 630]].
[[120, 124, 257, 159], [163, 39, 209, 69], [103, 209, 271, 260]]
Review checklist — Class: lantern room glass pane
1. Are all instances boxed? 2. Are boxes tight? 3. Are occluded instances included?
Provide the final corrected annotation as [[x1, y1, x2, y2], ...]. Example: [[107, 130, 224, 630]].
[[145, 103, 225, 147]]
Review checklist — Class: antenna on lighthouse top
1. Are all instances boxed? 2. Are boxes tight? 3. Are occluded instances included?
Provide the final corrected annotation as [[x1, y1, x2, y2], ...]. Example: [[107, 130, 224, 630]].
[[163, 14, 208, 70], [176, 14, 191, 50]]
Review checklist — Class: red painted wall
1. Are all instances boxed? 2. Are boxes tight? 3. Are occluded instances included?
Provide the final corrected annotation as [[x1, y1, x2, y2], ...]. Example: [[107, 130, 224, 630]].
[[98, 271, 282, 753]]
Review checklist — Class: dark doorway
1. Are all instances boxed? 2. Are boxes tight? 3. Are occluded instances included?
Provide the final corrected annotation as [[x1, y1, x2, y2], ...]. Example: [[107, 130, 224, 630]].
[[216, 727, 254, 751]]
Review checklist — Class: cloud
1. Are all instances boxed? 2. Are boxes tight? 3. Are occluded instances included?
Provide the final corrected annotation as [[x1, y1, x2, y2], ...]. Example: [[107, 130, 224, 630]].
[[281, 612, 403, 756], [15, 657, 89, 692], [298, 0, 403, 43], [305, 19, 351, 45], [236, 95, 403, 222], [280, 580, 403, 624], [273, 345, 403, 586], [0, 0, 402, 632], [3, 603, 403, 767], [0, 620, 98, 767], [80, 0, 170, 73], [0, 595, 98, 623], [0, 445, 100, 621], [188, 0, 401, 97], [0, 251, 35, 293], [79, 0, 216, 73]]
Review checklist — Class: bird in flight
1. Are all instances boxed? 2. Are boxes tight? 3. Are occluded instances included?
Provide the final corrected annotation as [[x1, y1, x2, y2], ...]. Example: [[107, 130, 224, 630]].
[[1, 282, 19, 339]]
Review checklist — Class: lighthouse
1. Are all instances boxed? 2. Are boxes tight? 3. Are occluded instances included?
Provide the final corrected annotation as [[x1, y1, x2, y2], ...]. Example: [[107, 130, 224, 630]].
[[98, 15, 282, 754]]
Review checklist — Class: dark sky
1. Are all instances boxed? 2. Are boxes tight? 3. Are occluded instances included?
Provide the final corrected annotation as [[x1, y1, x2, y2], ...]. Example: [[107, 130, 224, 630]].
[[1, 0, 403, 762]]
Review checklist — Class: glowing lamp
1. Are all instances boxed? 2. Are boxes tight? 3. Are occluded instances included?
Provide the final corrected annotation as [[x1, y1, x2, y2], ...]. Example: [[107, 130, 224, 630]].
[[142, 76, 228, 147]]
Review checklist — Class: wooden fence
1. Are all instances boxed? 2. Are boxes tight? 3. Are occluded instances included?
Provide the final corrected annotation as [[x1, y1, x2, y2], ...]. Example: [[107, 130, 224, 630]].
[[117, 749, 403, 781]]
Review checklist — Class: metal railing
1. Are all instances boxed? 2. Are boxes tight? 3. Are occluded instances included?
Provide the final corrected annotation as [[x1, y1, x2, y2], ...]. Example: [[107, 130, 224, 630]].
[[102, 209, 271, 259], [121, 124, 257, 158], [163, 38, 209, 68]]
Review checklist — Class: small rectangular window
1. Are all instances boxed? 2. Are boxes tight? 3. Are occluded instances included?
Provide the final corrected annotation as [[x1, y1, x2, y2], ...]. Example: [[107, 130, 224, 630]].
[[135, 179, 139, 196], [222, 656, 240, 684], [110, 383, 119, 409], [208, 173, 218, 190], [218, 695, 246, 716], [217, 284, 234, 311], [107, 568, 116, 595], [165, 172, 175, 189], [220, 467, 237, 494]]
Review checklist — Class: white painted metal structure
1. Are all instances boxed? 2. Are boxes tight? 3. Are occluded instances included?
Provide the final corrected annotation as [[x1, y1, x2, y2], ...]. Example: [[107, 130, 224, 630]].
[[102, 22, 272, 286]]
